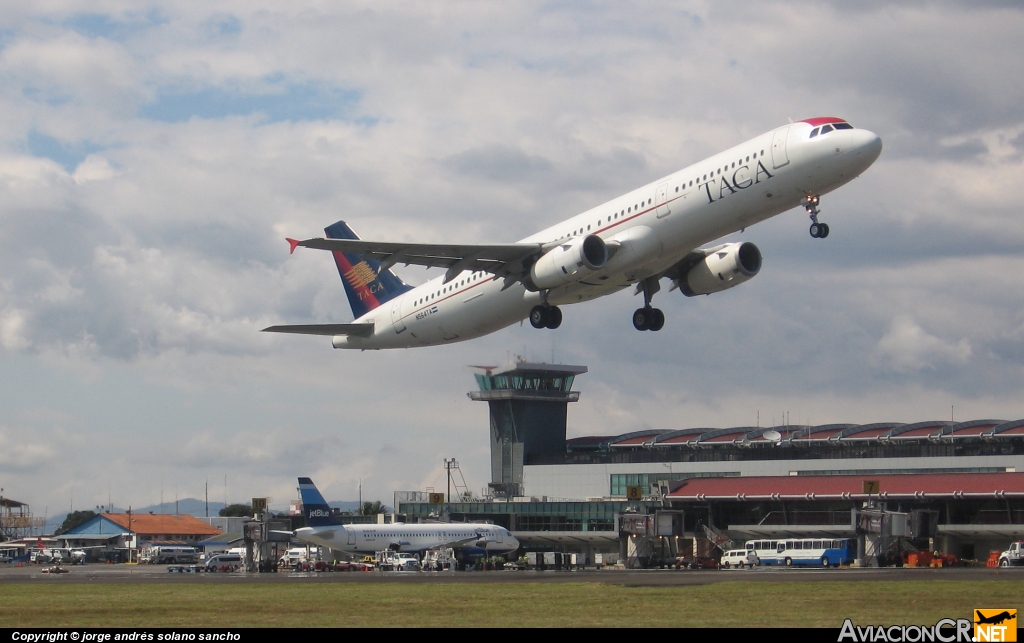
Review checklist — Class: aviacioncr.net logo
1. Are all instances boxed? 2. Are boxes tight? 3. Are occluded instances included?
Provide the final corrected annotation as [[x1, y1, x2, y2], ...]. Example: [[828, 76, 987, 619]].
[[838, 619, 973, 642]]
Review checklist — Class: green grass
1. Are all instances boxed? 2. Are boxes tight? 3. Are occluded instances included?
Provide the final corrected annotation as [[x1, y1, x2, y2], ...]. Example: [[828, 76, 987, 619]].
[[1, 581, 1021, 627]]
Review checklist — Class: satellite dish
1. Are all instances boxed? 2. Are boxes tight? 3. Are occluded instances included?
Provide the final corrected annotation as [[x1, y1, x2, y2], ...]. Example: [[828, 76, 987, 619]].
[[763, 430, 782, 442]]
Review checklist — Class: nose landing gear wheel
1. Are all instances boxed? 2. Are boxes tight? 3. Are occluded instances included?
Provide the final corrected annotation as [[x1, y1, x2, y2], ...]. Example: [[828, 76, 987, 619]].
[[805, 195, 829, 239]]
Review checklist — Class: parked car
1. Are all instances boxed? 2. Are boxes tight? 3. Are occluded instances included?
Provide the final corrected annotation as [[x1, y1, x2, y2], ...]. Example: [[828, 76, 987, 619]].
[[720, 549, 759, 569], [204, 553, 242, 572]]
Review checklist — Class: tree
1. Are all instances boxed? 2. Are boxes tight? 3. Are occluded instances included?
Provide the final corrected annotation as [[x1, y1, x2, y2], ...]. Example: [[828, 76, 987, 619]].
[[56, 510, 96, 535], [219, 503, 253, 517], [357, 501, 388, 516]]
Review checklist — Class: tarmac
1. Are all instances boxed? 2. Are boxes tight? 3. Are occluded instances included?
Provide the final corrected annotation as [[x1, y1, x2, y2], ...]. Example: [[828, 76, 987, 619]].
[[1, 563, 1020, 585]]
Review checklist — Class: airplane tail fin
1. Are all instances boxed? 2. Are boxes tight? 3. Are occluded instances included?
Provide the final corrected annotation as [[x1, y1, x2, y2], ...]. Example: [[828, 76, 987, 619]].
[[297, 477, 343, 527], [324, 221, 414, 319]]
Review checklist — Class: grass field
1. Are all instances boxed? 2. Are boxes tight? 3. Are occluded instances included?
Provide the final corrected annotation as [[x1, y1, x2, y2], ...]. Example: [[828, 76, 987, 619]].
[[1, 580, 1021, 627]]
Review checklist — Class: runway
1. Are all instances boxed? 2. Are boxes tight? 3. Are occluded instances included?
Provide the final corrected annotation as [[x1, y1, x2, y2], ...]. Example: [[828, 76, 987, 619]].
[[2, 563, 1019, 585]]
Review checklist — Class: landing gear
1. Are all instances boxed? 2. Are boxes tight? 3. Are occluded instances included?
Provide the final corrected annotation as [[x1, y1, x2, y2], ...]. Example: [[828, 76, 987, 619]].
[[632, 276, 665, 331], [809, 222, 829, 238], [632, 307, 665, 331], [529, 305, 562, 329], [804, 195, 829, 239]]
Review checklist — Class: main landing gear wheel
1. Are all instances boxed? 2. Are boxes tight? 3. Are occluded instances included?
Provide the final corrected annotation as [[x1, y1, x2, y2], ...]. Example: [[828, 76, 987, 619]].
[[529, 305, 562, 329], [633, 307, 665, 331]]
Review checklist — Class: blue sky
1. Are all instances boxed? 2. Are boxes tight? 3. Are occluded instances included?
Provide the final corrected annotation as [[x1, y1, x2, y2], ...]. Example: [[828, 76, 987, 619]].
[[0, 2, 1023, 517]]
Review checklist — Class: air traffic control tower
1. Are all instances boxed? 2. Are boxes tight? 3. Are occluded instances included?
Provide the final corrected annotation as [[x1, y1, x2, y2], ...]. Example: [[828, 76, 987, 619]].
[[468, 361, 587, 499]]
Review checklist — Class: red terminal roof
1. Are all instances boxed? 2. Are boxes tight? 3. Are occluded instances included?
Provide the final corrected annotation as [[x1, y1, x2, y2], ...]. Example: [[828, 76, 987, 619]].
[[841, 426, 894, 439], [800, 116, 848, 127], [891, 424, 947, 439], [667, 472, 1024, 501], [950, 424, 998, 436], [609, 433, 665, 447], [656, 433, 706, 444], [704, 431, 749, 443]]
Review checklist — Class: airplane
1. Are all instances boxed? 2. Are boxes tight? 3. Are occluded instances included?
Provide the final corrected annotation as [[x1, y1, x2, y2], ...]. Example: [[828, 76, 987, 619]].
[[292, 477, 520, 561], [264, 117, 882, 348]]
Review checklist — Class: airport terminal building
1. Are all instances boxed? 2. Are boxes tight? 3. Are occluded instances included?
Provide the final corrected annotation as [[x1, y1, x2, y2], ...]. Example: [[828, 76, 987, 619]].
[[396, 361, 1024, 562]]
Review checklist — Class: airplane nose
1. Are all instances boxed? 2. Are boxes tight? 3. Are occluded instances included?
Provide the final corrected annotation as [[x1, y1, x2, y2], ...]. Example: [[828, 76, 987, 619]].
[[854, 129, 883, 164]]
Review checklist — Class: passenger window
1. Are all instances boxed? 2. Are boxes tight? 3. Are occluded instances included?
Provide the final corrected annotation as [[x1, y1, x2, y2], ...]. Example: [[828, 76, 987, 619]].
[[809, 127, 820, 138]]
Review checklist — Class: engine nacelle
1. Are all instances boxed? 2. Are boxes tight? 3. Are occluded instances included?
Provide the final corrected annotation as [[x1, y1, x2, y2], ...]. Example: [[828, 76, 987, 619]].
[[677, 242, 762, 296], [526, 234, 608, 291]]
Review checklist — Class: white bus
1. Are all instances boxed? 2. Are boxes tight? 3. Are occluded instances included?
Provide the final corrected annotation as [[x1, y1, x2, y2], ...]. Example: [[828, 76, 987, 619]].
[[744, 538, 854, 567]]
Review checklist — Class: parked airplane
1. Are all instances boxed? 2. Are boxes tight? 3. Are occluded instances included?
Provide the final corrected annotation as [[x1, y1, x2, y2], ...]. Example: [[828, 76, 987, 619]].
[[265, 117, 881, 348], [293, 477, 520, 558]]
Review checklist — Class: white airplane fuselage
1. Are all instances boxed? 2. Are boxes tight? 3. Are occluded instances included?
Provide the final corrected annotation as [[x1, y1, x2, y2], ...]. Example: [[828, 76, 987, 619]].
[[333, 120, 882, 349], [295, 522, 520, 555]]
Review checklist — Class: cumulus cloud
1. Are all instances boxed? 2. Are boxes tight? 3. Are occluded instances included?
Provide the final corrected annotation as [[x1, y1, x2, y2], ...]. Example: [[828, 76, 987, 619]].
[[875, 315, 972, 373], [0, 427, 56, 471]]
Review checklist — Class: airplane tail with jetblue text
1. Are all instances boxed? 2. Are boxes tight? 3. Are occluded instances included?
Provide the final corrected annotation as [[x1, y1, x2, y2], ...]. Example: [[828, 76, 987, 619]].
[[298, 477, 343, 527], [324, 221, 413, 319]]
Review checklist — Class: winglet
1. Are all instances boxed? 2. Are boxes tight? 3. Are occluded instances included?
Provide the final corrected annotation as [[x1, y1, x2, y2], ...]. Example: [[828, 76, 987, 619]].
[[286, 238, 301, 254]]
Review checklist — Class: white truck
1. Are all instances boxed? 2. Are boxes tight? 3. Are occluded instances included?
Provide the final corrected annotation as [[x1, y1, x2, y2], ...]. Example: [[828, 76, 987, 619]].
[[375, 550, 420, 572], [997, 541, 1024, 567]]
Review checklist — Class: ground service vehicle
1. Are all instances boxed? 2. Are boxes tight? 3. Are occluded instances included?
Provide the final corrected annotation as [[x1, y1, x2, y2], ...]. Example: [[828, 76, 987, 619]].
[[204, 553, 242, 572], [720, 549, 759, 568], [998, 542, 1024, 567], [376, 550, 420, 572]]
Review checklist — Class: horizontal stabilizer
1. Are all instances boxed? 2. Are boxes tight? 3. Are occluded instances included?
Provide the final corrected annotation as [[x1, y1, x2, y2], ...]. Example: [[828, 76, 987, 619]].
[[262, 323, 374, 337]]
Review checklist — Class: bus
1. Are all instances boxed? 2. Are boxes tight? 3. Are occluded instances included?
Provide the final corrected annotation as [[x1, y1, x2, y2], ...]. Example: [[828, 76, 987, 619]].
[[744, 538, 855, 567]]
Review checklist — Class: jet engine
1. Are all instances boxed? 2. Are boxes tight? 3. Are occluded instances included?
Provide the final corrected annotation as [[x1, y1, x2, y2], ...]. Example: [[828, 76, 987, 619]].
[[677, 242, 762, 296], [525, 234, 608, 291]]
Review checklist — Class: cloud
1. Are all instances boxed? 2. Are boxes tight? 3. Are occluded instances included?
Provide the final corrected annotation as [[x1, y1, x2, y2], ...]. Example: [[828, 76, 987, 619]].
[[875, 315, 972, 373], [0, 427, 56, 471]]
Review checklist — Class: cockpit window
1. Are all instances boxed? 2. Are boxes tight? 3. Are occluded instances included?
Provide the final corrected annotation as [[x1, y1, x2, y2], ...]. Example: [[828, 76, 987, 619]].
[[809, 127, 820, 138], [834, 122, 853, 130], [820, 124, 834, 134]]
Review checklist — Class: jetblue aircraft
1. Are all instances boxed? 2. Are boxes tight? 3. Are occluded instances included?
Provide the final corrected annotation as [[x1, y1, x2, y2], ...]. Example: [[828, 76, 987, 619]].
[[265, 118, 881, 348], [293, 477, 520, 558]]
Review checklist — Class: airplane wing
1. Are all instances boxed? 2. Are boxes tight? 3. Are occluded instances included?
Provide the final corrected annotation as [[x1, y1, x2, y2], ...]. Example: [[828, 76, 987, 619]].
[[261, 323, 375, 337], [446, 529, 489, 548], [288, 237, 545, 284]]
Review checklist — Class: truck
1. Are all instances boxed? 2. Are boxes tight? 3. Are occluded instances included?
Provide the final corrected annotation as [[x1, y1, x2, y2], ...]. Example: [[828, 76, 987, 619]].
[[997, 541, 1024, 567], [375, 550, 420, 572]]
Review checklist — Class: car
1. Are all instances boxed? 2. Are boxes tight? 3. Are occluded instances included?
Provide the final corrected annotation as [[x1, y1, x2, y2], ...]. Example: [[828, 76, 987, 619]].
[[720, 549, 759, 569], [204, 553, 242, 572]]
